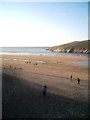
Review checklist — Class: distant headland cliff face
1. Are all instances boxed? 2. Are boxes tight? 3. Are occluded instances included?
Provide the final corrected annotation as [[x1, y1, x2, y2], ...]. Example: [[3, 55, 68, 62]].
[[47, 40, 90, 54]]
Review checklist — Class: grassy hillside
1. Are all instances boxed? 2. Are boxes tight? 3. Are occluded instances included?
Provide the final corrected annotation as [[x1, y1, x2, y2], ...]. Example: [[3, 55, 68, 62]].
[[50, 40, 90, 53]]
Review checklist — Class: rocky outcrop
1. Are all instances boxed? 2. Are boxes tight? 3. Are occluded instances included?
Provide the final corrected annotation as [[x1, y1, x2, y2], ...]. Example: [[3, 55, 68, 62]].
[[67, 48, 74, 53], [49, 48, 90, 54]]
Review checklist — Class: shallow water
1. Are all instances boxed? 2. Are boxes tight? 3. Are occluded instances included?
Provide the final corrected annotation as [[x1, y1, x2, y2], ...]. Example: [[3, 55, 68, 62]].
[[1, 47, 90, 67], [72, 60, 90, 67]]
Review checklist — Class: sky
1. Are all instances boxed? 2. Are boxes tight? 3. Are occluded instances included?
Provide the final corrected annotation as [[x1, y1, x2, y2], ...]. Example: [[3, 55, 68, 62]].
[[0, 2, 88, 47]]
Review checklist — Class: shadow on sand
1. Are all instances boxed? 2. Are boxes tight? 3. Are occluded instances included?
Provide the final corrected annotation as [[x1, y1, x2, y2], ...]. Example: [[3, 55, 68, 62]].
[[2, 73, 88, 119]]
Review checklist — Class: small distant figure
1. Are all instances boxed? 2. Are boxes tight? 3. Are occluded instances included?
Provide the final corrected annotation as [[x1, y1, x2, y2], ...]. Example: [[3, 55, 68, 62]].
[[77, 78, 80, 84], [42, 85, 47, 97], [70, 75, 72, 81], [29, 61, 31, 64], [15, 67, 16, 69], [35, 63, 37, 66], [10, 65, 11, 68], [34, 63, 38, 66], [20, 67, 22, 69]]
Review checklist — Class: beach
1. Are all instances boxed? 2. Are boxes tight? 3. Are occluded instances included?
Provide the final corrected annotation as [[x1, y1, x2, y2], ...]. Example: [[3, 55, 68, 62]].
[[2, 54, 88, 118]]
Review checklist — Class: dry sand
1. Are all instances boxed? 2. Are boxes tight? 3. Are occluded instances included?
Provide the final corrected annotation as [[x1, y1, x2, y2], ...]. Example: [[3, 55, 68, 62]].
[[1, 54, 89, 118]]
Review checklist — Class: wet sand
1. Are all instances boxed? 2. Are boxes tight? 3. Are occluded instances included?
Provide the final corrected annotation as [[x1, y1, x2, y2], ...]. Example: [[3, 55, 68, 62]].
[[2, 54, 88, 118]]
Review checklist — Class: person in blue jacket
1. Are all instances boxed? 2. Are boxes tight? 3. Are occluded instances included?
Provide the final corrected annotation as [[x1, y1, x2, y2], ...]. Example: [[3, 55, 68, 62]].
[[42, 85, 47, 97]]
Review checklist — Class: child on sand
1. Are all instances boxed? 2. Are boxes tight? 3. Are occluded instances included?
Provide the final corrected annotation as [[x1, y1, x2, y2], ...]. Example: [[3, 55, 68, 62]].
[[42, 85, 47, 97]]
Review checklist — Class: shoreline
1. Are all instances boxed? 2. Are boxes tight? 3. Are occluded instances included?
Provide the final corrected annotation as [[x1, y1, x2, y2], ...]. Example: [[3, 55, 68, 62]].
[[1, 53, 88, 59], [0, 51, 89, 58]]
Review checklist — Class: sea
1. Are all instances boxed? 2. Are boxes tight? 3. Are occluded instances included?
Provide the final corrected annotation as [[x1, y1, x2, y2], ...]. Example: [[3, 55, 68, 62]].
[[0, 47, 90, 67]]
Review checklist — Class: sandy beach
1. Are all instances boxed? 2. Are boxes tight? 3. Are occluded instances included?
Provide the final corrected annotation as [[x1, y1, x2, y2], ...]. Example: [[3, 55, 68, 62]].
[[2, 54, 89, 118]]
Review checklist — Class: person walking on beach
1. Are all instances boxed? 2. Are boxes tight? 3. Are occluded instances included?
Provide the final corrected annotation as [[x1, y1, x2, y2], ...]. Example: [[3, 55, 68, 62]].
[[36, 62, 37, 66], [70, 75, 72, 81], [42, 85, 47, 97], [77, 78, 80, 84]]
